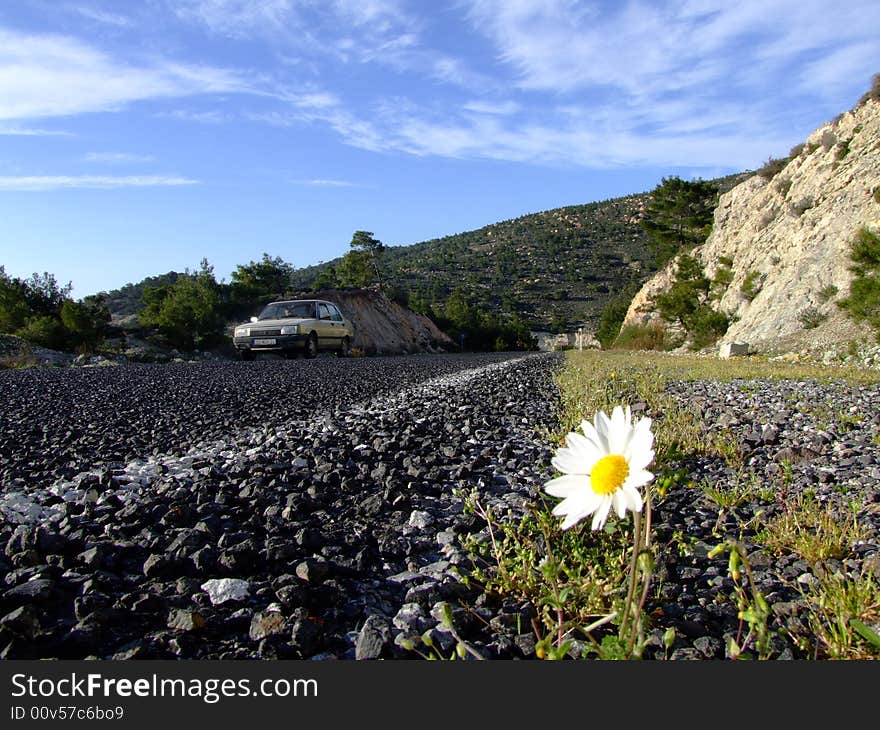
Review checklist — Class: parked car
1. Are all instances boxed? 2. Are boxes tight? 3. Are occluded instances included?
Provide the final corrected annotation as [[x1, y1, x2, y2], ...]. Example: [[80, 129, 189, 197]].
[[232, 299, 354, 360]]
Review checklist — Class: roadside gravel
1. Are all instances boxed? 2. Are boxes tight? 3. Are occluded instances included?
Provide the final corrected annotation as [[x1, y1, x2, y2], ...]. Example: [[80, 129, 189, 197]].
[[1, 353, 878, 660]]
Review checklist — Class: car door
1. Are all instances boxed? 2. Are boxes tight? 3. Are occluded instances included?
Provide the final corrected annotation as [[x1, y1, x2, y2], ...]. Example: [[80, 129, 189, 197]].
[[316, 302, 337, 349], [327, 303, 349, 344]]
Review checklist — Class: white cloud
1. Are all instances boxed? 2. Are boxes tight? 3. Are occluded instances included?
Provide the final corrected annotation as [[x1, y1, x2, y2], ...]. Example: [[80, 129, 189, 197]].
[[0, 26, 256, 121], [68, 5, 132, 27], [174, 0, 300, 40], [465, 0, 880, 100], [84, 152, 154, 164], [0, 126, 73, 136], [292, 178, 359, 187], [462, 100, 521, 116], [160, 109, 230, 124], [0, 175, 199, 191]]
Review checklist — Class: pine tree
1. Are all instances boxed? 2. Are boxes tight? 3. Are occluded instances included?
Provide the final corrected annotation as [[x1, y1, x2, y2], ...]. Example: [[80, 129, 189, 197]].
[[641, 177, 718, 266]]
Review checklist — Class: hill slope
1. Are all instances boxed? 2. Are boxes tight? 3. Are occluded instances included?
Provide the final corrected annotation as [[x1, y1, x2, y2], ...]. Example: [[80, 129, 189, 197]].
[[291, 174, 747, 332]]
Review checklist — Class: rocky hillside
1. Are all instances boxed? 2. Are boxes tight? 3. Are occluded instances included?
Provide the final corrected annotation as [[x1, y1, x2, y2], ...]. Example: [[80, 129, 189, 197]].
[[290, 174, 747, 332], [301, 288, 453, 356], [622, 94, 880, 353]]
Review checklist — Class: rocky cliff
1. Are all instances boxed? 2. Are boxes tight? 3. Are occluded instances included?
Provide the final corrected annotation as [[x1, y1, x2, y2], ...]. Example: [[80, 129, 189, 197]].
[[622, 94, 880, 353], [306, 288, 453, 355]]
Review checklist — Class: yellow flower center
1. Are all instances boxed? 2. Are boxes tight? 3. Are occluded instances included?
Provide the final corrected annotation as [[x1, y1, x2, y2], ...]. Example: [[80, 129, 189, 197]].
[[590, 454, 629, 495]]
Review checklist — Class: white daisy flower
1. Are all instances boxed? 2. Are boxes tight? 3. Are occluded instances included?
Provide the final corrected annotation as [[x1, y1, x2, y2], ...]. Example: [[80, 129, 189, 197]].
[[545, 405, 655, 531]]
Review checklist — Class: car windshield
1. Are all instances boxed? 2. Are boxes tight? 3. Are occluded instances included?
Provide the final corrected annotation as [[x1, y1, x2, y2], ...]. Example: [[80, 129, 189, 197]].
[[258, 302, 314, 320]]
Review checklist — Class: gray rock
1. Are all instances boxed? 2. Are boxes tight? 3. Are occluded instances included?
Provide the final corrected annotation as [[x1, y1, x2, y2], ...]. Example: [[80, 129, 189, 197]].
[[355, 615, 392, 660]]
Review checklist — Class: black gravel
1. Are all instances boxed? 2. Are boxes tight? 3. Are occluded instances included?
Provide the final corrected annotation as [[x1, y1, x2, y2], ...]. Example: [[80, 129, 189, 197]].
[[1, 354, 878, 660]]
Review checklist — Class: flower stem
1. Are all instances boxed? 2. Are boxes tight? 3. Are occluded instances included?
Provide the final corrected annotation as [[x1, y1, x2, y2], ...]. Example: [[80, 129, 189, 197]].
[[620, 510, 643, 644]]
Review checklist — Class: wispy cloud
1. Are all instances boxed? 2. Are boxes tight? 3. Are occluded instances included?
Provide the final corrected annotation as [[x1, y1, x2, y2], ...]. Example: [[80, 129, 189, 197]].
[[0, 126, 73, 136], [68, 5, 132, 28], [159, 108, 231, 124], [292, 178, 361, 187], [0, 26, 257, 121], [0, 175, 199, 191], [464, 0, 880, 104], [84, 152, 154, 164]]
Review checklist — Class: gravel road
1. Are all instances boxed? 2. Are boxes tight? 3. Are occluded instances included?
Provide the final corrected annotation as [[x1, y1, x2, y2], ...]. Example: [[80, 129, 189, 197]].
[[0, 352, 563, 659], [1, 353, 878, 660]]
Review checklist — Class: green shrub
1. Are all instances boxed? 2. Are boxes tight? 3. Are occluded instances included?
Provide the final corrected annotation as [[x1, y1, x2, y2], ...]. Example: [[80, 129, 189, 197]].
[[838, 227, 880, 340], [835, 139, 851, 160], [16, 315, 67, 350], [710, 265, 733, 300], [613, 323, 671, 350], [687, 306, 730, 350], [818, 284, 839, 303], [740, 270, 763, 300], [798, 306, 828, 329], [756, 156, 789, 180], [718, 255, 734, 268], [774, 177, 793, 196]]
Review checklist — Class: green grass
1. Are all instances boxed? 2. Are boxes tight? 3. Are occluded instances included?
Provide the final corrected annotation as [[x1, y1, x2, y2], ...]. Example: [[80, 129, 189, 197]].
[[459, 491, 632, 648], [792, 569, 880, 660], [756, 492, 868, 564], [700, 470, 774, 509]]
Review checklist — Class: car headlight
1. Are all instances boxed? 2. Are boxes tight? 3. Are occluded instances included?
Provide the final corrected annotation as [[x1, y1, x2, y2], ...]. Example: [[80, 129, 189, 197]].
[[234, 327, 249, 337], [280, 325, 299, 335]]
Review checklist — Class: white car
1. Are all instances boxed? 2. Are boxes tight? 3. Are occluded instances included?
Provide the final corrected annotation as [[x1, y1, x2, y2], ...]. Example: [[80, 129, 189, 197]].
[[232, 299, 354, 360]]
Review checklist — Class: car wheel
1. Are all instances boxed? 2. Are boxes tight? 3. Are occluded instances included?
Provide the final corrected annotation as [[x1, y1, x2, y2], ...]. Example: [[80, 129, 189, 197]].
[[305, 332, 318, 359], [240, 350, 255, 361], [338, 336, 351, 357]]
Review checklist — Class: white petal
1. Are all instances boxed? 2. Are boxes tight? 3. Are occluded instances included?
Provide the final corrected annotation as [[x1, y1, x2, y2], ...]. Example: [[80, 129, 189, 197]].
[[591, 497, 613, 531], [554, 492, 602, 529], [551, 447, 583, 475], [607, 406, 632, 454], [579, 419, 608, 453], [612, 490, 629, 518], [620, 484, 643, 513], [593, 411, 612, 450], [544, 474, 583, 498], [624, 469, 654, 490], [566, 431, 602, 465], [625, 419, 655, 468]]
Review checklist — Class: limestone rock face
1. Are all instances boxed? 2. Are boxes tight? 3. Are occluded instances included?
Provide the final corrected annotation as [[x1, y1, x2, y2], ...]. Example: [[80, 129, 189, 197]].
[[623, 97, 880, 352]]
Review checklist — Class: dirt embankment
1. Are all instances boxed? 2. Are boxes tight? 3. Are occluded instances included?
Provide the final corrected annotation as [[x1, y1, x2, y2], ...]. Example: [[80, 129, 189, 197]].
[[305, 288, 453, 355]]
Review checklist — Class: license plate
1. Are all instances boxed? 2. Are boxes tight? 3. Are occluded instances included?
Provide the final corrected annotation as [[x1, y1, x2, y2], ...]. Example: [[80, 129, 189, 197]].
[[253, 338, 276, 346]]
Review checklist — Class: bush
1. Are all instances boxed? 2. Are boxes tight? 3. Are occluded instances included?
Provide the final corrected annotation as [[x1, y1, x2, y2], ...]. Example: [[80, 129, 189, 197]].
[[798, 306, 828, 330], [613, 323, 671, 351], [16, 315, 67, 350], [774, 177, 792, 196], [756, 156, 789, 180], [687, 306, 730, 350], [818, 284, 839, 303], [595, 283, 641, 348], [740, 270, 763, 300], [838, 227, 880, 340]]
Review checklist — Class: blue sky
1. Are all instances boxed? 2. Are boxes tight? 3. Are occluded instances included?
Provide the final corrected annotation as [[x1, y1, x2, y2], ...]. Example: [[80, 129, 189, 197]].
[[0, 1, 877, 298]]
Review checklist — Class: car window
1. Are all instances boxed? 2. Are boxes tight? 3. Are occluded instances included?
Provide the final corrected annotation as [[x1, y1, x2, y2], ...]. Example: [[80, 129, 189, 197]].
[[318, 303, 332, 320], [288, 302, 315, 318], [328, 304, 343, 322]]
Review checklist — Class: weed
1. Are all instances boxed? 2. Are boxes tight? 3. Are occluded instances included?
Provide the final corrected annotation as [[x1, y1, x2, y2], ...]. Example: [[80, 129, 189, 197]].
[[798, 306, 828, 329], [757, 493, 867, 564], [791, 568, 880, 659]]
